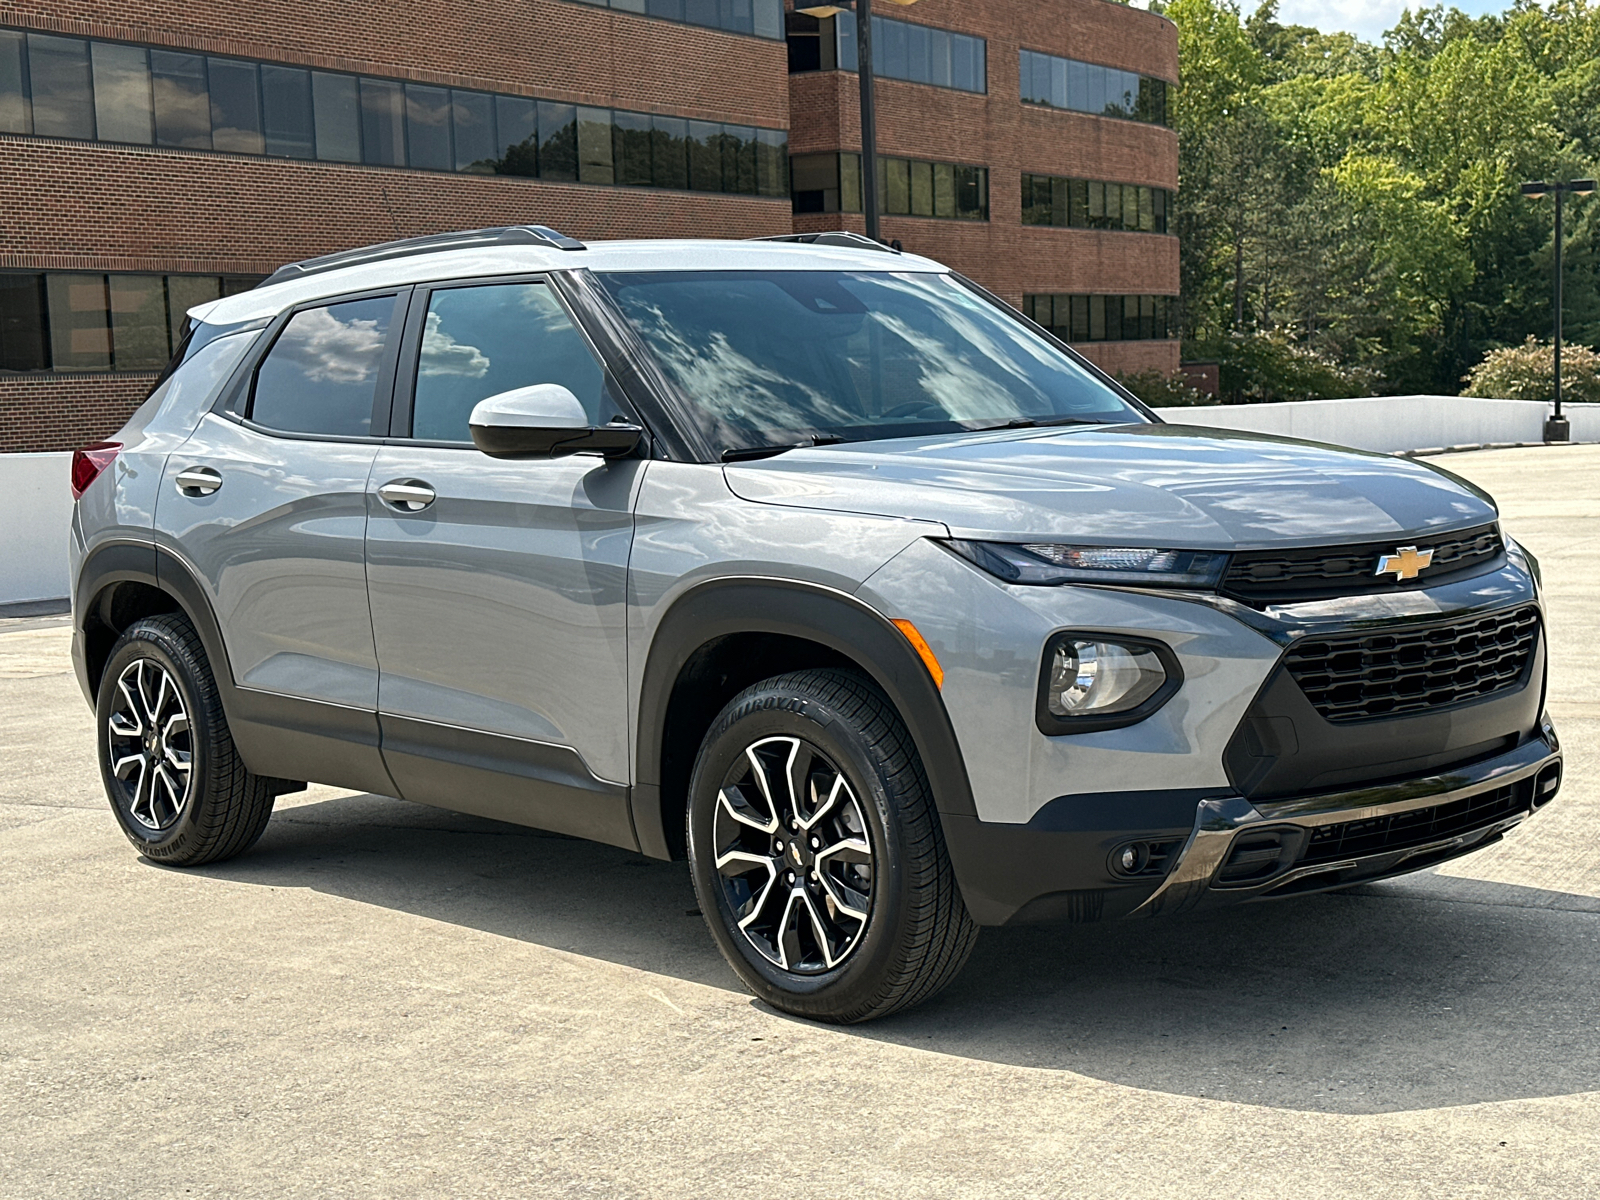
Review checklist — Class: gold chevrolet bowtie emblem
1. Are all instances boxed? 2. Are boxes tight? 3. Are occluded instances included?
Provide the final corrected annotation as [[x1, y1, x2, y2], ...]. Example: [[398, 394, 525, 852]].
[[1375, 545, 1434, 581]]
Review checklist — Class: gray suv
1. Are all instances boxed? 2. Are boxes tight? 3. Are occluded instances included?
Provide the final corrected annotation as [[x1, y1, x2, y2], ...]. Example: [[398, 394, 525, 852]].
[[70, 226, 1563, 1022]]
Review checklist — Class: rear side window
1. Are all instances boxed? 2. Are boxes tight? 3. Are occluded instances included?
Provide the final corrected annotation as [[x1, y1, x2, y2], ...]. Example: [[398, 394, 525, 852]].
[[409, 281, 610, 442], [250, 295, 395, 436]]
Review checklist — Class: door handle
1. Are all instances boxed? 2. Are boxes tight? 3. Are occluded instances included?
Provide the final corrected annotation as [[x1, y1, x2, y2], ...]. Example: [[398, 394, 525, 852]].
[[377, 479, 436, 512], [174, 466, 223, 496]]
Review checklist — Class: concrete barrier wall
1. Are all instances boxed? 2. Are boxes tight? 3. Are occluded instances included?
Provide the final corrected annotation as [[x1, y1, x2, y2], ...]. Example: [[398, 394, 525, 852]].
[[3, 396, 1594, 607], [0, 452, 73, 605], [1151, 394, 1600, 453]]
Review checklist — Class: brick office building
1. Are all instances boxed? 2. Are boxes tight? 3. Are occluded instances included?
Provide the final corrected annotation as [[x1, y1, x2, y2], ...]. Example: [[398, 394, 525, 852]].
[[0, 0, 1177, 454]]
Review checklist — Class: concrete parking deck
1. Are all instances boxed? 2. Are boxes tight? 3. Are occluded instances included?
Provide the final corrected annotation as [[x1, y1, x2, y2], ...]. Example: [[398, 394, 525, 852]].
[[2, 445, 1598, 1198]]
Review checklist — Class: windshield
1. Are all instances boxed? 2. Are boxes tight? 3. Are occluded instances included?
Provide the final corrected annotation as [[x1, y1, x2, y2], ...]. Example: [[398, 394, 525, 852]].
[[596, 270, 1148, 455]]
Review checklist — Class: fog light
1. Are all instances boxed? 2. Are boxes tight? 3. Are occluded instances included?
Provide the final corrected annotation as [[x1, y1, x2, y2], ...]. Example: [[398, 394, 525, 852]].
[[1035, 632, 1181, 735], [1118, 845, 1140, 872]]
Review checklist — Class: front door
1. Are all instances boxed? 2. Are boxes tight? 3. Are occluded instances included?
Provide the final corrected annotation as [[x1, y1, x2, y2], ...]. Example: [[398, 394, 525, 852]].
[[364, 277, 642, 847]]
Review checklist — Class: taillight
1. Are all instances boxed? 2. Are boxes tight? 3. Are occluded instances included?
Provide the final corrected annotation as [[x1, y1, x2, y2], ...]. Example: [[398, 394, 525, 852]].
[[70, 441, 122, 501]]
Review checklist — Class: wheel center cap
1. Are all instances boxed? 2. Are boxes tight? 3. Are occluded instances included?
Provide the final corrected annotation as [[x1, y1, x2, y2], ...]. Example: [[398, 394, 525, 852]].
[[787, 838, 814, 871]]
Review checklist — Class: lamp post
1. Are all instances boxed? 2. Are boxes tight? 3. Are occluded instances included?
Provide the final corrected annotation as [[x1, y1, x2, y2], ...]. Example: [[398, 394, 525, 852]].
[[1520, 178, 1596, 443], [795, 0, 919, 242]]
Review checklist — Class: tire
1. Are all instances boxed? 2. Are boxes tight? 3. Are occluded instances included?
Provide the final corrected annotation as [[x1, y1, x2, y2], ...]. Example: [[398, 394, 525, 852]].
[[687, 668, 978, 1023], [95, 613, 276, 866]]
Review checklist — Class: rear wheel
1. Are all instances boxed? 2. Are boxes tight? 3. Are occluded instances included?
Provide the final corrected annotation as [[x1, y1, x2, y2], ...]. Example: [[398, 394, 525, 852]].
[[96, 614, 276, 865], [687, 668, 977, 1022]]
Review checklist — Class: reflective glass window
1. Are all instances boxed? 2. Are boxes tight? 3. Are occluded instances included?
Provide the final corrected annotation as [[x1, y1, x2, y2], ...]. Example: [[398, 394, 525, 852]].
[[452, 90, 496, 172], [262, 65, 313, 157], [251, 295, 395, 436], [494, 95, 538, 176], [410, 282, 612, 441], [613, 110, 652, 186], [756, 128, 787, 197], [0, 273, 47, 371], [652, 116, 689, 190], [404, 84, 451, 170], [208, 58, 262, 154], [312, 71, 359, 162], [109, 274, 171, 369], [538, 101, 577, 180], [46, 273, 110, 371], [576, 105, 614, 185], [724, 124, 757, 195], [688, 120, 722, 191], [29, 35, 94, 139], [150, 50, 209, 148], [360, 77, 404, 166], [91, 43, 151, 144], [0, 30, 28, 134]]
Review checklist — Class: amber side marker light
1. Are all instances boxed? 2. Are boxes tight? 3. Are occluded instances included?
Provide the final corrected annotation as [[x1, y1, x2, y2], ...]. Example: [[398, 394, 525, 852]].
[[892, 619, 945, 689]]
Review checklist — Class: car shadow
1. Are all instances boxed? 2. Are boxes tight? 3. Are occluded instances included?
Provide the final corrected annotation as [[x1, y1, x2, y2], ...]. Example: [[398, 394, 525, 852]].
[[181, 791, 1600, 1115]]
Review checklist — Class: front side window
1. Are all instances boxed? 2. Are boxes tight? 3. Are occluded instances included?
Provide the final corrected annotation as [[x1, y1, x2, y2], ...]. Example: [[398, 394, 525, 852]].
[[409, 282, 613, 442], [249, 295, 395, 436], [598, 270, 1145, 455]]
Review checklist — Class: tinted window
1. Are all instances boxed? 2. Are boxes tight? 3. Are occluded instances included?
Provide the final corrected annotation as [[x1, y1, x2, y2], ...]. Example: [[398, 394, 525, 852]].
[[28, 34, 93, 139], [409, 282, 610, 442], [0, 30, 28, 134], [312, 71, 359, 162], [108, 274, 170, 369], [46, 273, 110, 370], [90, 42, 151, 144], [208, 58, 262, 154], [150, 50, 210, 148], [251, 296, 394, 436], [601, 271, 1144, 454], [0, 273, 47, 371], [262, 65, 313, 157]]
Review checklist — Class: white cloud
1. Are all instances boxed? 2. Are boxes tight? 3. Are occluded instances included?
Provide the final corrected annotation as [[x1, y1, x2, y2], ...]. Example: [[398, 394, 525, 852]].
[[418, 310, 491, 378], [276, 306, 387, 384]]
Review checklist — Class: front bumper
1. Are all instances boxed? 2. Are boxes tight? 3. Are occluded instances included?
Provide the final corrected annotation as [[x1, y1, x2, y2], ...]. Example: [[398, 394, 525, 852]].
[[943, 724, 1562, 926]]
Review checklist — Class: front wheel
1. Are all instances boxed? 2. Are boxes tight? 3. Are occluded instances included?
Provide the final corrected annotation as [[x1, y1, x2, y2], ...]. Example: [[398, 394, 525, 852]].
[[687, 668, 977, 1023]]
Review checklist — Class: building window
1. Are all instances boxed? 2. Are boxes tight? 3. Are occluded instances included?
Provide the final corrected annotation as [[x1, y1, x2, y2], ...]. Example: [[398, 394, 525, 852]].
[[792, 152, 987, 219], [1022, 294, 1174, 342], [0, 26, 790, 198], [0, 271, 260, 373], [1021, 174, 1170, 234], [567, 0, 784, 41], [1018, 50, 1168, 126], [786, 12, 986, 94]]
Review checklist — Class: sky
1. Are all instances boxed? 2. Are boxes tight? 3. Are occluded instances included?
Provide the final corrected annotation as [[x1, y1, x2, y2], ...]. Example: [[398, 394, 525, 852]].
[[1132, 0, 1517, 42], [1273, 0, 1510, 40]]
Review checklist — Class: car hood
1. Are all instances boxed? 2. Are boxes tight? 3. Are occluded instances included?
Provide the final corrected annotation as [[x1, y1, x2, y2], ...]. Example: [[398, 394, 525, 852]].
[[722, 423, 1498, 549]]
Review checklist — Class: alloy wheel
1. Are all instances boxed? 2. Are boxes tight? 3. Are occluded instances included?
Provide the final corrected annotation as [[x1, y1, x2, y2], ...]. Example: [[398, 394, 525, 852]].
[[106, 658, 194, 831], [712, 736, 875, 973]]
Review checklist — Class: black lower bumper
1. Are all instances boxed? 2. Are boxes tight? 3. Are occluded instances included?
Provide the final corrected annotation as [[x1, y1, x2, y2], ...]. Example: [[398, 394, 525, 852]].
[[943, 725, 1562, 927]]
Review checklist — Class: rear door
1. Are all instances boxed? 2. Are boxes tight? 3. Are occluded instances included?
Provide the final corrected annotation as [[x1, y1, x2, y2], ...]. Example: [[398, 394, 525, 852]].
[[155, 288, 407, 794], [364, 276, 644, 847]]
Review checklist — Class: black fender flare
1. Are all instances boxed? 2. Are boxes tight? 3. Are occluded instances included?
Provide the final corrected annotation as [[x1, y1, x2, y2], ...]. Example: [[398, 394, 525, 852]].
[[631, 577, 978, 859]]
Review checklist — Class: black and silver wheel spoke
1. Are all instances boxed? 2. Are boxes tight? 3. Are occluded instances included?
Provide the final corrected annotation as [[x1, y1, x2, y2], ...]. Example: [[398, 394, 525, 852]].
[[106, 658, 194, 832], [712, 735, 875, 974]]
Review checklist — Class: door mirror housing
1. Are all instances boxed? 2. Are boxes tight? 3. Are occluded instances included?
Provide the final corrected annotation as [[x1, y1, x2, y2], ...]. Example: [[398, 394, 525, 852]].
[[468, 384, 644, 460]]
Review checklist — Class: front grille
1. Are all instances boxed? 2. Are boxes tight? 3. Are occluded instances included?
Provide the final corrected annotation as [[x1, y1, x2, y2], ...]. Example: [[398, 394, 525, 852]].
[[1223, 524, 1502, 606], [1299, 782, 1526, 866], [1285, 605, 1539, 723]]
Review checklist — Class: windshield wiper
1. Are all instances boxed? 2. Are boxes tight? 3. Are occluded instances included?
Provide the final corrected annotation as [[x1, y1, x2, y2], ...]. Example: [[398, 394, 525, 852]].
[[721, 434, 845, 462], [968, 416, 1106, 433]]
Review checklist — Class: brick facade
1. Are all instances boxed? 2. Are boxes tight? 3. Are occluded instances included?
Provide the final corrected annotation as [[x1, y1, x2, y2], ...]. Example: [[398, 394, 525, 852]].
[[1, 0, 1178, 451]]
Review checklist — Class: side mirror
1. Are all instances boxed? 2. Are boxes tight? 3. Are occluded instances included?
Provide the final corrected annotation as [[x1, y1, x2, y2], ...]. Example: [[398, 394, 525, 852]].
[[468, 384, 644, 460]]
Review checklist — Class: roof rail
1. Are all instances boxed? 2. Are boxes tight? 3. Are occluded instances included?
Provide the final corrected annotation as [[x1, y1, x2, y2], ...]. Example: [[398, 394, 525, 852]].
[[748, 231, 901, 254], [263, 225, 586, 285]]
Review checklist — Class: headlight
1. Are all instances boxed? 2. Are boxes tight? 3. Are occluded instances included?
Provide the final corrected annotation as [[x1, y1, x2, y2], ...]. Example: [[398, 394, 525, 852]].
[[1036, 633, 1182, 734], [943, 539, 1229, 588]]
